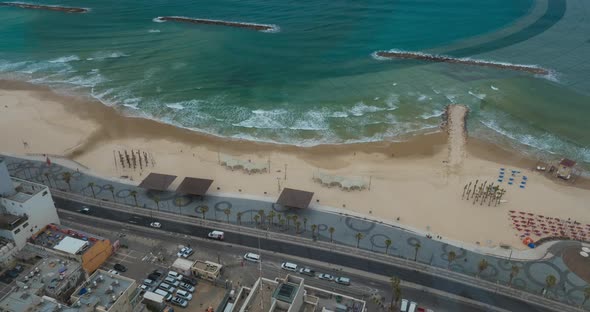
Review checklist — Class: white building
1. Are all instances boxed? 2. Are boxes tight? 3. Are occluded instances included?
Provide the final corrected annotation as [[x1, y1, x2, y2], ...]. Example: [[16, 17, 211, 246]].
[[0, 159, 60, 249]]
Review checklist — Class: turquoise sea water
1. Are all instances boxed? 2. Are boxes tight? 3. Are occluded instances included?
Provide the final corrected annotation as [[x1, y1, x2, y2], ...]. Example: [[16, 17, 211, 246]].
[[0, 0, 589, 166]]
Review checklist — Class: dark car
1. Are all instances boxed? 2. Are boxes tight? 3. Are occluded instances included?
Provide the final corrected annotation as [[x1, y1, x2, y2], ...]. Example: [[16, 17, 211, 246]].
[[114, 264, 127, 272], [151, 269, 163, 277], [148, 273, 160, 281], [181, 276, 198, 286]]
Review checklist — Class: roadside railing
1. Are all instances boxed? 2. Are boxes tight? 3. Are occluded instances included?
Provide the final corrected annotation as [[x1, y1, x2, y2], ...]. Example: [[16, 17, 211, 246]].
[[50, 189, 585, 312]]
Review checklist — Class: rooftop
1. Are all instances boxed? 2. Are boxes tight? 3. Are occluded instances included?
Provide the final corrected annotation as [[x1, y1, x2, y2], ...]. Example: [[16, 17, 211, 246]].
[[244, 279, 276, 312], [17, 254, 82, 294], [176, 177, 213, 196], [138, 172, 177, 191], [192, 260, 222, 273], [31, 224, 107, 255], [71, 269, 136, 311], [2, 177, 47, 203], [276, 188, 314, 209]]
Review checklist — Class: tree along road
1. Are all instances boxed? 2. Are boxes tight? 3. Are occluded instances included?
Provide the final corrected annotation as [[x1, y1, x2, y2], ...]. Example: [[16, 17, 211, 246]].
[[54, 197, 553, 312]]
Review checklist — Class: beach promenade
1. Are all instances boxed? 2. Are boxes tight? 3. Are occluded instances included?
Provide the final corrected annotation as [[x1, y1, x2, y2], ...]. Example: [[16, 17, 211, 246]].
[[2, 153, 589, 309]]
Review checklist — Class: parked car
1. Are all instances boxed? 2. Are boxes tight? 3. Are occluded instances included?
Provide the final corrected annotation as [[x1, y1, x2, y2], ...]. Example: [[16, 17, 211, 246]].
[[167, 271, 183, 281], [335, 277, 351, 286], [298, 267, 315, 276], [150, 222, 162, 228], [80, 207, 91, 214], [164, 276, 181, 287], [176, 289, 193, 301], [281, 262, 298, 272], [318, 273, 334, 281], [207, 230, 224, 240], [179, 283, 195, 293], [158, 282, 176, 293], [151, 270, 163, 277], [139, 284, 149, 292], [181, 276, 198, 286], [180, 247, 194, 258], [171, 296, 188, 308], [243, 252, 260, 263], [400, 299, 409, 312], [143, 279, 154, 286], [107, 269, 119, 275], [114, 263, 127, 272], [147, 273, 159, 281]]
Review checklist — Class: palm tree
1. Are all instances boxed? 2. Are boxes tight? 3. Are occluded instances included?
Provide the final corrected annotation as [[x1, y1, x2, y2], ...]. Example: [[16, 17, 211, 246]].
[[509, 265, 520, 286], [257, 210, 265, 225], [545, 275, 557, 296], [62, 172, 72, 191], [390, 276, 401, 311], [295, 221, 301, 233], [198, 205, 209, 220], [414, 243, 421, 262], [355, 232, 364, 248], [44, 172, 52, 188], [130, 190, 138, 207], [254, 214, 260, 226], [279, 218, 286, 229], [88, 182, 96, 198], [311, 224, 318, 237], [303, 217, 308, 232], [385, 239, 392, 255], [237, 212, 243, 225], [268, 211, 276, 227], [448, 251, 456, 269], [107, 185, 116, 202], [223, 208, 231, 223], [153, 196, 160, 212], [582, 286, 590, 307], [328, 227, 335, 242], [291, 215, 299, 231], [477, 259, 489, 278]]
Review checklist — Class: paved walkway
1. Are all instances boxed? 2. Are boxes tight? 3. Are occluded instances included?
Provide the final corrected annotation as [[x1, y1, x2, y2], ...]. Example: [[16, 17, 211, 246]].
[[2, 154, 589, 309]]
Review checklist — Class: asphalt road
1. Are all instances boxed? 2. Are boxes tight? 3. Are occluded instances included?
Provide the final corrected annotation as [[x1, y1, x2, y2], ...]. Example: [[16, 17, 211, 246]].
[[55, 197, 553, 312]]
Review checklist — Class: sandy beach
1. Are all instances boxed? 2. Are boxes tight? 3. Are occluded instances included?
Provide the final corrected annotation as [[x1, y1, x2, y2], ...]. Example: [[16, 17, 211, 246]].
[[1, 80, 589, 250]]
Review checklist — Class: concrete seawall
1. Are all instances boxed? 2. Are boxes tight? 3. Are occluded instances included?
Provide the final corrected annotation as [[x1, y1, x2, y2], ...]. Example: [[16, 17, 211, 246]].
[[0, 2, 89, 13], [375, 50, 549, 75]]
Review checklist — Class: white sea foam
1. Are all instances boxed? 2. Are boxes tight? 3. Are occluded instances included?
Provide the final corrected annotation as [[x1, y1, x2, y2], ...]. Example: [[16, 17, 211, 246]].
[[88, 51, 129, 61], [385, 94, 399, 110], [148, 29, 161, 33], [233, 108, 288, 129], [290, 111, 329, 130], [419, 109, 445, 120], [152, 17, 165, 23], [48, 55, 80, 63], [349, 102, 382, 116], [490, 85, 499, 91], [123, 103, 139, 110], [468, 91, 486, 100], [417, 94, 429, 101], [0, 60, 29, 72], [166, 103, 185, 110]]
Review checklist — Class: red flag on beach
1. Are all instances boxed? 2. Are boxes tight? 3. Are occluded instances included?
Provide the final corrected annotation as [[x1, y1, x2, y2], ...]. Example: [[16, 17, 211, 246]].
[[46, 156, 51, 166]]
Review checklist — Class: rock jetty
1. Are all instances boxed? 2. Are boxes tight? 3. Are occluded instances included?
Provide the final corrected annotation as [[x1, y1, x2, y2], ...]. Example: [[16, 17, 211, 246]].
[[0, 2, 88, 13], [375, 50, 549, 75], [155, 16, 277, 32]]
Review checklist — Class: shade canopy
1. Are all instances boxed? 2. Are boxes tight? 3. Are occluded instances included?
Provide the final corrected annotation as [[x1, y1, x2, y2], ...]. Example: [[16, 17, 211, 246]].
[[138, 173, 177, 191], [559, 158, 576, 168], [277, 188, 314, 209], [176, 177, 214, 196]]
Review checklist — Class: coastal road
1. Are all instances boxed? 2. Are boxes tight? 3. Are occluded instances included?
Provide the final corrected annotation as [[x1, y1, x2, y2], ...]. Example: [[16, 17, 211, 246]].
[[54, 197, 554, 312], [59, 209, 494, 312]]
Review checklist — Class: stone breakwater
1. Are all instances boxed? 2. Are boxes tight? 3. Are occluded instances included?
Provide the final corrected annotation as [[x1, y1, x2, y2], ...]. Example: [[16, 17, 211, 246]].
[[0, 2, 89, 13], [374, 50, 549, 75], [154, 16, 278, 32]]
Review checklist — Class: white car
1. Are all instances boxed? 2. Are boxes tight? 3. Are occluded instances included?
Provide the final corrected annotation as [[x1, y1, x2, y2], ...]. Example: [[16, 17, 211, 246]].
[[281, 262, 298, 272], [150, 222, 162, 228], [108, 269, 119, 275], [318, 273, 334, 281], [243, 252, 261, 263], [335, 277, 351, 285]]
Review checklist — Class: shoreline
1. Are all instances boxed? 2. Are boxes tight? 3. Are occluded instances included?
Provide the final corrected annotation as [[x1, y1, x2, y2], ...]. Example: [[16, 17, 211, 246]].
[[1, 79, 589, 250]]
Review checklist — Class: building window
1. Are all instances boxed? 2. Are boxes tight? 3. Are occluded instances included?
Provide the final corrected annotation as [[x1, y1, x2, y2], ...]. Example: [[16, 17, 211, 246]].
[[14, 228, 20, 234], [22, 222, 29, 229]]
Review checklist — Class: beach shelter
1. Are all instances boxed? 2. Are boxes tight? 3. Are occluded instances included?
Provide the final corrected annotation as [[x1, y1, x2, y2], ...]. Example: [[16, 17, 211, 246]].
[[138, 173, 177, 191], [277, 188, 314, 209], [557, 158, 576, 179], [176, 177, 214, 196]]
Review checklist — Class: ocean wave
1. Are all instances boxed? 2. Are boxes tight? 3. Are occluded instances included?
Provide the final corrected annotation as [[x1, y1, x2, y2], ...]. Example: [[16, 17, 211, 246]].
[[490, 85, 499, 91], [148, 29, 161, 33], [233, 108, 288, 129], [417, 94, 429, 101], [419, 109, 445, 120], [0, 60, 29, 72], [48, 55, 80, 63], [87, 51, 129, 61], [166, 103, 185, 110], [468, 91, 486, 100]]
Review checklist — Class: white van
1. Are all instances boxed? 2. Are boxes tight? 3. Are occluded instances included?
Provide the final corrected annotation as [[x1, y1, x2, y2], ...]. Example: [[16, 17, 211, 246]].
[[208, 230, 224, 240], [167, 271, 183, 281], [154, 289, 172, 301], [176, 289, 193, 301], [335, 277, 351, 286], [408, 301, 417, 312], [400, 299, 409, 312], [281, 262, 298, 271], [244, 252, 260, 262], [158, 283, 176, 293]]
